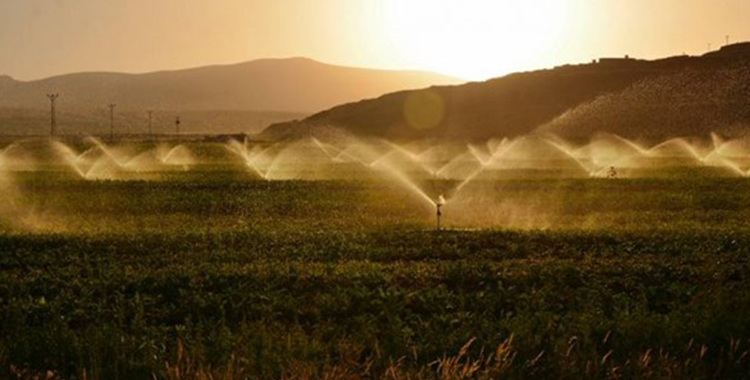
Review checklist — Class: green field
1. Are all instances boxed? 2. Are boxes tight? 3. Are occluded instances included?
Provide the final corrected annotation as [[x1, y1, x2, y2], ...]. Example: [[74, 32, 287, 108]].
[[1, 140, 750, 379]]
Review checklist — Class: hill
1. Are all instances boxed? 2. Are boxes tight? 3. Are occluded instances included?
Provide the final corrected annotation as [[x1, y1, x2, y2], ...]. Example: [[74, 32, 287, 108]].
[[265, 43, 750, 141], [0, 58, 459, 135], [0, 58, 460, 113], [538, 64, 750, 140]]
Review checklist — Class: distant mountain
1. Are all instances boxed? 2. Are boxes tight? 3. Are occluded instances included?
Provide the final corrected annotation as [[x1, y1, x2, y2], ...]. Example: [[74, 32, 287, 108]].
[[265, 43, 750, 141], [0, 58, 460, 113], [0, 58, 459, 135]]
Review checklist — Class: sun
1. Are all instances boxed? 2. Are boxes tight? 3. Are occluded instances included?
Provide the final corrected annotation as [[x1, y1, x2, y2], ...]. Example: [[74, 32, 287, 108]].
[[384, 0, 569, 80]]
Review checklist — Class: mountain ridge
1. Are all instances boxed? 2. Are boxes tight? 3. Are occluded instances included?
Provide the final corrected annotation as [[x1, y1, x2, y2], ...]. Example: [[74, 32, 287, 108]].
[[0, 58, 461, 114], [264, 42, 750, 141], [2, 57, 457, 84]]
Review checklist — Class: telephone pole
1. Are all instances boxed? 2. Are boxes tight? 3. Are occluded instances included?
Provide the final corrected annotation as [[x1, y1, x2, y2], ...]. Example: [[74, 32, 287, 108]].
[[47, 94, 60, 138], [726, 35, 730, 47], [175, 116, 181, 137], [108, 103, 117, 141]]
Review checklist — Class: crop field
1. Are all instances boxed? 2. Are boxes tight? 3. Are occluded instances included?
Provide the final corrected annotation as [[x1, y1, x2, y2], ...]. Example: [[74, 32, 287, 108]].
[[0, 138, 750, 379]]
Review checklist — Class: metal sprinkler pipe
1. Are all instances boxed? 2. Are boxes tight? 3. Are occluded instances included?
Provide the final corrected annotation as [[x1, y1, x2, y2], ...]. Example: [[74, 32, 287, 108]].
[[436, 203, 443, 231], [436, 197, 444, 231]]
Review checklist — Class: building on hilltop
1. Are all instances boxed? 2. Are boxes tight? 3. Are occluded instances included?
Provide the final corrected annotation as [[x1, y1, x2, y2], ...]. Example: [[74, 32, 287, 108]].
[[598, 55, 637, 65]]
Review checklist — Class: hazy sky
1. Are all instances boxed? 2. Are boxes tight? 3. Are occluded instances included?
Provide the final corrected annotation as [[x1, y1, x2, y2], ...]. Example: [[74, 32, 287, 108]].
[[2, 0, 750, 81]]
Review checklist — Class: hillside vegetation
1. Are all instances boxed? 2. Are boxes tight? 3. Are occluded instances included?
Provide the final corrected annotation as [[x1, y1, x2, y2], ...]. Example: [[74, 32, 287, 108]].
[[266, 43, 750, 141]]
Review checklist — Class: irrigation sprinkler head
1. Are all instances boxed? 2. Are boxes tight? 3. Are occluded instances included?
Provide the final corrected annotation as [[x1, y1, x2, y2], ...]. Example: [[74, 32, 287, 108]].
[[607, 166, 618, 179], [436, 195, 446, 231]]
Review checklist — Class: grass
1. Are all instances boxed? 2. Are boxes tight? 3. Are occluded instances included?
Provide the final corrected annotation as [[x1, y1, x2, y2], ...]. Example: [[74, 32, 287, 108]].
[[0, 168, 749, 379]]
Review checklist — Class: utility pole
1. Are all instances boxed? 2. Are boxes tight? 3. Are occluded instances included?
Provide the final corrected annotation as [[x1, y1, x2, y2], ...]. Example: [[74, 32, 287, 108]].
[[147, 110, 154, 137], [108, 103, 117, 141], [708, 43, 712, 52], [726, 35, 730, 47], [47, 94, 60, 138], [175, 116, 181, 138]]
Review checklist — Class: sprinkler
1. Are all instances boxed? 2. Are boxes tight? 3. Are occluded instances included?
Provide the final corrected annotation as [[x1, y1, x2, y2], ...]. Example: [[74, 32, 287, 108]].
[[436, 195, 446, 231], [607, 166, 618, 179]]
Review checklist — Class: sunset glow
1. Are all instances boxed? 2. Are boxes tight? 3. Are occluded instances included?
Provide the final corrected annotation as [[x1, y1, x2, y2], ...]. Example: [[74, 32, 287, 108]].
[[2, 0, 750, 81], [384, 0, 569, 80]]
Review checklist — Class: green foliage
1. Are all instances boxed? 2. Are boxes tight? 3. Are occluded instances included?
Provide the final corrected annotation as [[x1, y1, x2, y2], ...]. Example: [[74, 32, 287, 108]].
[[1, 174, 750, 379]]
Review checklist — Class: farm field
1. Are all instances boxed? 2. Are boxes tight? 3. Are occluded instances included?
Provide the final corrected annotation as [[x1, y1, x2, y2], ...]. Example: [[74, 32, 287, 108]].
[[8, 1, 750, 379], [0, 139, 749, 379]]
